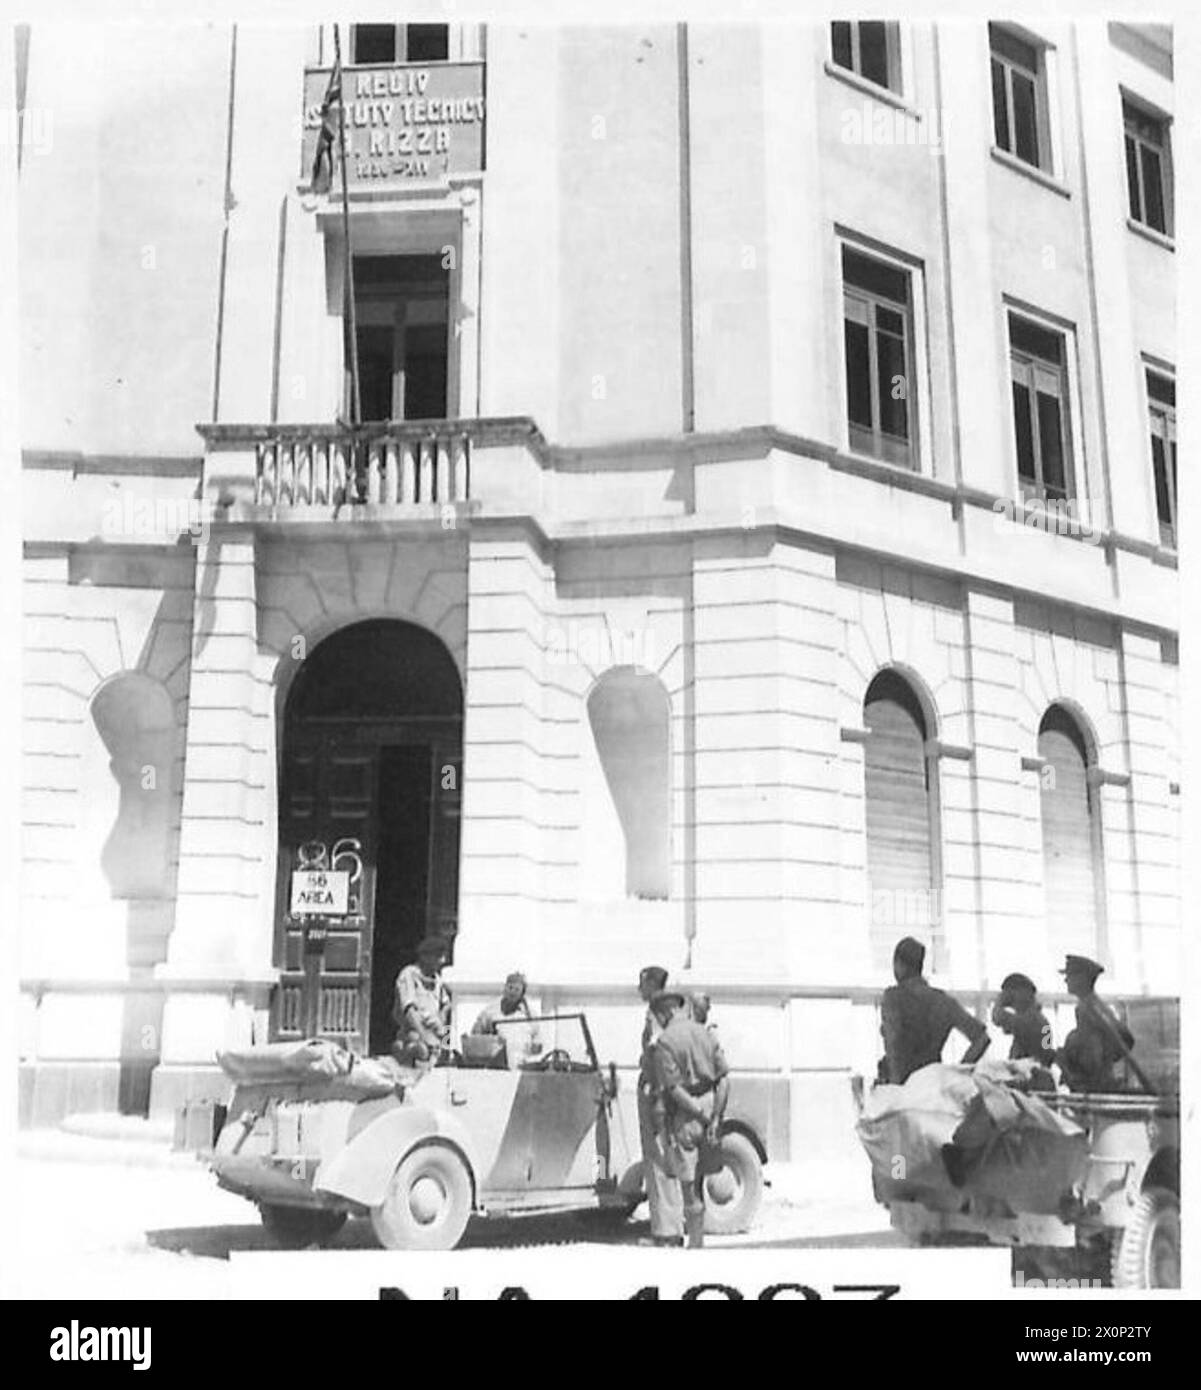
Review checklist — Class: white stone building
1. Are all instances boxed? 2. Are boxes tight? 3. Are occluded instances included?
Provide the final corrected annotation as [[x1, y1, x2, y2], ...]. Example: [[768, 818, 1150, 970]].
[[18, 20, 1178, 1163]]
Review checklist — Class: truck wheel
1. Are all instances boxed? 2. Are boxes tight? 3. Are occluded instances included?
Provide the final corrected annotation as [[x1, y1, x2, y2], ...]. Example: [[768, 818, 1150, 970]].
[[703, 1132, 764, 1235], [1111, 1187, 1180, 1289], [259, 1205, 347, 1249], [371, 1143, 473, 1251]]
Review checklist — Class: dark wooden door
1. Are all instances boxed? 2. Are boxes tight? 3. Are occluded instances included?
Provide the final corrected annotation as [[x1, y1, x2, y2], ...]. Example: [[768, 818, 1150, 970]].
[[274, 727, 378, 1053], [273, 721, 462, 1055], [368, 745, 433, 1055]]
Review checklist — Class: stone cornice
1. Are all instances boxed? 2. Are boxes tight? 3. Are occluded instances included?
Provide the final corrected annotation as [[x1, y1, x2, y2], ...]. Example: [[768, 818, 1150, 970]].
[[196, 415, 549, 458], [23, 449, 203, 477]]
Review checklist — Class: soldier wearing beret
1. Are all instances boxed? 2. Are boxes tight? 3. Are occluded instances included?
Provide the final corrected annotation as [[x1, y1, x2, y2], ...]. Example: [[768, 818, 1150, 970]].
[[991, 971, 1055, 1072]]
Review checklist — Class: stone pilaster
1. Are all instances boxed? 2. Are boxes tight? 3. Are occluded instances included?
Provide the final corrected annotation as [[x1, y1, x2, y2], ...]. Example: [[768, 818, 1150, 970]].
[[963, 591, 1044, 986], [1115, 630, 1177, 992], [455, 526, 550, 977], [935, 26, 1011, 496], [154, 533, 274, 1107]]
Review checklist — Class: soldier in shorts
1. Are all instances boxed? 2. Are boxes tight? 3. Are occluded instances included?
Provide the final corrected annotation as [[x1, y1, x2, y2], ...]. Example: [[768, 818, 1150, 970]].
[[649, 989, 730, 1249]]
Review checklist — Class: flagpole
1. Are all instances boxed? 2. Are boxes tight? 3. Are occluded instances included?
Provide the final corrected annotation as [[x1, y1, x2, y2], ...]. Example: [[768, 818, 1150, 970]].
[[333, 24, 362, 451]]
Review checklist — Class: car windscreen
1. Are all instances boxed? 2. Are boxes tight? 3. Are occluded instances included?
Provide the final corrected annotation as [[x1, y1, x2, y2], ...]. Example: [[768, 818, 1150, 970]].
[[493, 1013, 595, 1071]]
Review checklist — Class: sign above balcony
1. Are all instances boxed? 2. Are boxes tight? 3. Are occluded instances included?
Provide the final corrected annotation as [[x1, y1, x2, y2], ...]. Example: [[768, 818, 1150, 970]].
[[302, 62, 485, 187]]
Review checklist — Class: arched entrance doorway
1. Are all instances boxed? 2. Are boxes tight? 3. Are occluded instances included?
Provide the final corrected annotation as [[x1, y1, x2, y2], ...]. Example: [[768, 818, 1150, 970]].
[[274, 619, 462, 1055]]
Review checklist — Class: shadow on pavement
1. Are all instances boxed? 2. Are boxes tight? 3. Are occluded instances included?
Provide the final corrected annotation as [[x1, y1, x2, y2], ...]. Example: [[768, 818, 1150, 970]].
[[771, 1229, 906, 1249], [147, 1211, 650, 1259]]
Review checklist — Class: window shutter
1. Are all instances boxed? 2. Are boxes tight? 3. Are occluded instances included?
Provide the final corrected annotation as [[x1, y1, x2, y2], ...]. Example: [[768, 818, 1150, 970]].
[[1038, 708, 1099, 960], [863, 674, 934, 968]]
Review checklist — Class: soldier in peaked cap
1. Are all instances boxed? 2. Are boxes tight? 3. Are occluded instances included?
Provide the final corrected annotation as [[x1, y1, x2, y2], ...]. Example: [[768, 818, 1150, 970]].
[[1056, 954, 1135, 1093]]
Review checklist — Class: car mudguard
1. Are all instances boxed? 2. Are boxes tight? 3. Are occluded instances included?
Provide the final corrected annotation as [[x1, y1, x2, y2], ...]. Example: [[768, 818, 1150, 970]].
[[314, 1105, 482, 1210]]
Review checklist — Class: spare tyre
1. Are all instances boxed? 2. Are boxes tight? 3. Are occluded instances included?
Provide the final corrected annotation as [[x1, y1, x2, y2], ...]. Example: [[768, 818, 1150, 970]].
[[703, 1131, 764, 1235]]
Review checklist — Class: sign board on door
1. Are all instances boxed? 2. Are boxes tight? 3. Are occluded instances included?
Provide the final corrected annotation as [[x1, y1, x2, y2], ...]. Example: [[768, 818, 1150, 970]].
[[291, 869, 350, 916]]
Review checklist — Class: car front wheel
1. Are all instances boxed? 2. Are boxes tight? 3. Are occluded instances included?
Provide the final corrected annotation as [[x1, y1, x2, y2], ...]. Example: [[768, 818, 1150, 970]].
[[703, 1131, 764, 1235], [370, 1143, 474, 1251], [1111, 1187, 1180, 1289]]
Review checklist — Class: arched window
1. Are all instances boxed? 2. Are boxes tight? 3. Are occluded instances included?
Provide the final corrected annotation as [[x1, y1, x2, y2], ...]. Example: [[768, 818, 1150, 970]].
[[584, 669, 671, 901], [862, 670, 940, 969], [1038, 704, 1103, 959]]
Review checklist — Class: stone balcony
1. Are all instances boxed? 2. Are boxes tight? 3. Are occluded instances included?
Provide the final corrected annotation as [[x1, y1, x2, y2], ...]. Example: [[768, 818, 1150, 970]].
[[196, 417, 547, 525]]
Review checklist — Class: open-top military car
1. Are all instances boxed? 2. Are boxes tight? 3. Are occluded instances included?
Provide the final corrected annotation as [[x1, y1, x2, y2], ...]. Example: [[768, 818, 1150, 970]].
[[881, 1088, 1179, 1288], [856, 1000, 1180, 1288], [204, 1012, 764, 1250]]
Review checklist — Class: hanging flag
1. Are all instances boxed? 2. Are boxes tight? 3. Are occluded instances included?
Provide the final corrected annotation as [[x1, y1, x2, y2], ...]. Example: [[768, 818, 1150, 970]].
[[310, 58, 342, 195]]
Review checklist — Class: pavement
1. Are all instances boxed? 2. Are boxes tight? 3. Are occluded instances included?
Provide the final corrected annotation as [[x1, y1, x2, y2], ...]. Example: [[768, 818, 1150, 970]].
[[10, 1120, 898, 1299]]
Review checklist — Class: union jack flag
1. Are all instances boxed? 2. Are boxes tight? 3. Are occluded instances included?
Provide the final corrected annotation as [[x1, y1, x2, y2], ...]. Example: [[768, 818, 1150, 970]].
[[310, 59, 342, 195]]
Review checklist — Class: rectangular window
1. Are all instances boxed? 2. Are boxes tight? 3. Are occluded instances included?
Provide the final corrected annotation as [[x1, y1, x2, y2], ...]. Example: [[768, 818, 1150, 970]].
[[350, 254, 450, 421], [1147, 372, 1177, 547], [990, 24, 1050, 171], [1124, 100, 1171, 236], [351, 23, 450, 64], [1008, 313, 1074, 503], [842, 246, 916, 468], [830, 21, 902, 95]]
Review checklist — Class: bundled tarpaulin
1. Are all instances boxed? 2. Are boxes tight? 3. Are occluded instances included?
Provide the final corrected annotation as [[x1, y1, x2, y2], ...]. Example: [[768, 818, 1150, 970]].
[[216, 1039, 404, 1098], [857, 1060, 1088, 1218]]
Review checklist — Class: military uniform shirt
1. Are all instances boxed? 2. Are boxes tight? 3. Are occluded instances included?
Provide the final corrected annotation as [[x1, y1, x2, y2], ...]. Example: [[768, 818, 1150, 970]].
[[638, 1007, 662, 1093], [995, 1003, 1055, 1065], [471, 997, 540, 1062], [653, 1015, 729, 1101], [880, 976, 986, 1084], [394, 964, 451, 1040], [1060, 999, 1134, 1092]]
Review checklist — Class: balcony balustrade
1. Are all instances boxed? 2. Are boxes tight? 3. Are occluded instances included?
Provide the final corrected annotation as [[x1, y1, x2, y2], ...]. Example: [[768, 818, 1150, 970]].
[[253, 423, 469, 507], [196, 418, 546, 522]]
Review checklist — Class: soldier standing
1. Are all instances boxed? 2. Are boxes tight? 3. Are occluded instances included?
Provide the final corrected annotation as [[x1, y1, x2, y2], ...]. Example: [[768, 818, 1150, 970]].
[[649, 988, 730, 1250], [636, 965, 683, 1246]]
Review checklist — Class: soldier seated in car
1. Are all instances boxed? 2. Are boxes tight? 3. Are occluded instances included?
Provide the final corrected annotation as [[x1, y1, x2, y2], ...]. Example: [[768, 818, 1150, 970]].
[[471, 971, 542, 1066], [392, 936, 452, 1066], [1056, 954, 1134, 1093]]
